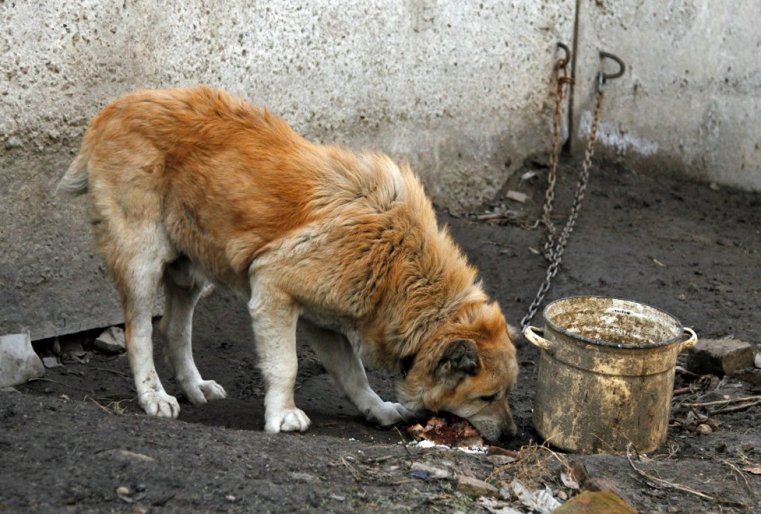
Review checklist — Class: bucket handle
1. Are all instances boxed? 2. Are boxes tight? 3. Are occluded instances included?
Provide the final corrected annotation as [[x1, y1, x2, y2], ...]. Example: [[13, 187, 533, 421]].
[[523, 326, 555, 354], [679, 327, 698, 352]]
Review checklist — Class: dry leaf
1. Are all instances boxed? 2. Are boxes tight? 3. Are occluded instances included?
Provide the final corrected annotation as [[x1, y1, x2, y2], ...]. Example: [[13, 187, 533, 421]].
[[742, 466, 761, 475]]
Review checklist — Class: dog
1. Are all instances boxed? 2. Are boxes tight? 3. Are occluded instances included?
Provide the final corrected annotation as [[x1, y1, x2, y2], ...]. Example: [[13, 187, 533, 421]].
[[58, 86, 519, 440]]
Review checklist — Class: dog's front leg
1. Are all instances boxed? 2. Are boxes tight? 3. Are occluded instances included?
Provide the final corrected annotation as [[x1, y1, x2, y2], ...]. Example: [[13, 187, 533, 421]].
[[301, 320, 415, 426], [248, 275, 310, 433]]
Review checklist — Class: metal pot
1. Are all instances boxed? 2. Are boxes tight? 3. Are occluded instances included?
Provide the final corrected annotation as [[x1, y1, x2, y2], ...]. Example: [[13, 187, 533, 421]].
[[524, 296, 697, 454]]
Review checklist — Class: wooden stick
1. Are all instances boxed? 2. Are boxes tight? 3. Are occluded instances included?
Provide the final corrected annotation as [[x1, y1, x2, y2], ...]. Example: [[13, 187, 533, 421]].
[[686, 395, 761, 408], [711, 399, 761, 414]]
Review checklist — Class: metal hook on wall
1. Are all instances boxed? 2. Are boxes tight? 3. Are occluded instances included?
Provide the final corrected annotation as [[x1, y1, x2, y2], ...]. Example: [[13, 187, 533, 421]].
[[597, 51, 625, 91]]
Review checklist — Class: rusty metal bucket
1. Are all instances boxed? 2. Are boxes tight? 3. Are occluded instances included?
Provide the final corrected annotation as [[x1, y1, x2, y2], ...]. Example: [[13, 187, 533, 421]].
[[523, 296, 697, 454]]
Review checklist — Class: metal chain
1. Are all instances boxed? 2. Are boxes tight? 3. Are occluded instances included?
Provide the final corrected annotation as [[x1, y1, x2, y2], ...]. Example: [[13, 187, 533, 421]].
[[529, 45, 573, 253], [520, 87, 605, 331]]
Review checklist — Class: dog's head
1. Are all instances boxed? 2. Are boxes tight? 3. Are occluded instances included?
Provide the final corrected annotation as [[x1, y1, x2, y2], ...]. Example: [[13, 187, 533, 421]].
[[398, 301, 519, 441]]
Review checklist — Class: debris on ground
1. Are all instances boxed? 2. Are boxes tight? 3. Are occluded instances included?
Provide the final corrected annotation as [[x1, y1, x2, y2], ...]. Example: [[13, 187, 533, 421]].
[[0, 332, 44, 388], [505, 190, 530, 204], [456, 475, 500, 498], [687, 337, 755, 376], [553, 490, 637, 514], [407, 416, 484, 449], [94, 326, 126, 354]]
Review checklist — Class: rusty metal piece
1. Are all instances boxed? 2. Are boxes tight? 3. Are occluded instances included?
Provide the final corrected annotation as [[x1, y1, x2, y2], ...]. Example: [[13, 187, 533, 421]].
[[524, 296, 697, 454]]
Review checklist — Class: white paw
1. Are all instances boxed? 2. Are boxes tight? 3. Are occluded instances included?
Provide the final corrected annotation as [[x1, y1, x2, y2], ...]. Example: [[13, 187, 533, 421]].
[[370, 401, 416, 426], [138, 391, 180, 418], [264, 408, 311, 433], [182, 379, 228, 405]]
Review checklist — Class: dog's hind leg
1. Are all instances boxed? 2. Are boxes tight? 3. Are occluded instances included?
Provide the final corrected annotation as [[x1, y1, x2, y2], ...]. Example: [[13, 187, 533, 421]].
[[160, 258, 226, 405], [301, 320, 415, 426], [100, 226, 180, 418]]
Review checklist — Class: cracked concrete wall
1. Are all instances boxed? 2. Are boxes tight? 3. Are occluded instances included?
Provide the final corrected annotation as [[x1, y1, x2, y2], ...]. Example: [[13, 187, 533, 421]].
[[1, 1, 574, 339], [571, 1, 761, 189]]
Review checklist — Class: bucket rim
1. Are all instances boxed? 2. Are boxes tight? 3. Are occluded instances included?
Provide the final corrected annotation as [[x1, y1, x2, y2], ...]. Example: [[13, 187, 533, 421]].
[[541, 295, 685, 349]]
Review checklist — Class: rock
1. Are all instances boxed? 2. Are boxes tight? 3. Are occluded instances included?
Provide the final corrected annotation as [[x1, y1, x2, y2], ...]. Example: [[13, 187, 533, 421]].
[[410, 462, 451, 479], [553, 490, 637, 514], [0, 332, 44, 388], [730, 367, 761, 387], [4, 135, 23, 149], [687, 337, 755, 376], [42, 356, 61, 368], [755, 351, 761, 369], [457, 475, 500, 498], [506, 190, 530, 203], [487, 455, 515, 466], [288, 471, 320, 483], [95, 327, 126, 354], [99, 449, 155, 463]]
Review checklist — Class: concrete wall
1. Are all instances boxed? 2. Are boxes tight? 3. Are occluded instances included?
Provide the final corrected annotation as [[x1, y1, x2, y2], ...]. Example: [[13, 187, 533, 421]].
[[571, 1, 761, 189], [3, 1, 760, 340], [0, 1, 574, 339]]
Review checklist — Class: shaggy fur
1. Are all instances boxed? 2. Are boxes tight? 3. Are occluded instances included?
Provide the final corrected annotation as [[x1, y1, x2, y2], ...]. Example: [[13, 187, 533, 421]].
[[59, 86, 519, 439]]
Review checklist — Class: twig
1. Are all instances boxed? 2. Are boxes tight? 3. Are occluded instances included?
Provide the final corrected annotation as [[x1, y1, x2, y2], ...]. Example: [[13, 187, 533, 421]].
[[89, 366, 131, 379], [475, 213, 509, 221], [88, 397, 113, 415], [686, 396, 761, 408], [719, 458, 756, 501], [341, 456, 362, 481], [626, 444, 715, 501], [710, 399, 761, 414], [394, 427, 413, 463], [675, 366, 701, 378]]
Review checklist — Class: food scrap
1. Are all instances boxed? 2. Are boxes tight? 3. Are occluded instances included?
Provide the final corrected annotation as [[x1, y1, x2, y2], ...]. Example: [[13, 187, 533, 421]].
[[407, 416, 485, 449]]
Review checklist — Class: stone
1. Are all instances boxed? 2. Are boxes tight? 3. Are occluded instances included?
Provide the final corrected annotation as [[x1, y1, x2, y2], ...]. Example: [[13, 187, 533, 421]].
[[410, 462, 451, 479], [288, 471, 320, 484], [457, 475, 500, 498], [42, 356, 61, 368], [0, 332, 44, 388], [99, 449, 155, 463], [553, 491, 637, 514], [487, 455, 516, 467], [729, 368, 761, 387], [505, 190, 530, 204], [687, 338, 755, 376], [94, 327, 126, 354]]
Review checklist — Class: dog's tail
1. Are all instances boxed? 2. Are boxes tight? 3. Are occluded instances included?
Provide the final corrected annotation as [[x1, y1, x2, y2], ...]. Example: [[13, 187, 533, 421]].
[[56, 145, 90, 196]]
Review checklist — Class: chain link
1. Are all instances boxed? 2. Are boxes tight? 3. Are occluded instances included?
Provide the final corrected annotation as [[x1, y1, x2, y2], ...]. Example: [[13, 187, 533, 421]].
[[520, 85, 605, 331]]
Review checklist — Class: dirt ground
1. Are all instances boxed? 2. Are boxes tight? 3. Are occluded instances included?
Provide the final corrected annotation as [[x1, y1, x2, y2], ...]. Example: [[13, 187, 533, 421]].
[[2, 158, 760, 513]]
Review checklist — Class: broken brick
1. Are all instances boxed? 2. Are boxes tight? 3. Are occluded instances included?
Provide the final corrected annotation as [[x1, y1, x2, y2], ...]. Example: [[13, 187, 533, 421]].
[[686, 338, 755, 376]]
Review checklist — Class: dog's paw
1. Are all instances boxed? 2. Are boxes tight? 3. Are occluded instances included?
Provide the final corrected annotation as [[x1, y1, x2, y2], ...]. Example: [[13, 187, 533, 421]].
[[182, 379, 227, 405], [139, 391, 180, 418], [370, 401, 416, 426], [264, 408, 311, 433]]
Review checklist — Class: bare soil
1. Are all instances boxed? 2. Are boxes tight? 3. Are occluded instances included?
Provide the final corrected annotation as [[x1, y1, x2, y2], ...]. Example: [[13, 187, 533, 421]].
[[2, 159, 760, 513]]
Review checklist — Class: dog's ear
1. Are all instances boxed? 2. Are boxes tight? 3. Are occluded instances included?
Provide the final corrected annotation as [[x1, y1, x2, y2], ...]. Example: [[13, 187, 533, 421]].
[[437, 339, 480, 378]]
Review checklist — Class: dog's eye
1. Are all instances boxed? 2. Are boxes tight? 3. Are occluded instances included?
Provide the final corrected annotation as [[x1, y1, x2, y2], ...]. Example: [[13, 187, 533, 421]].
[[480, 394, 498, 403]]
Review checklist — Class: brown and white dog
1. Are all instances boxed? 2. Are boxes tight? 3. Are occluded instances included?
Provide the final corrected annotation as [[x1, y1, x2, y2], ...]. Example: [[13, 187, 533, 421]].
[[58, 86, 518, 440]]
